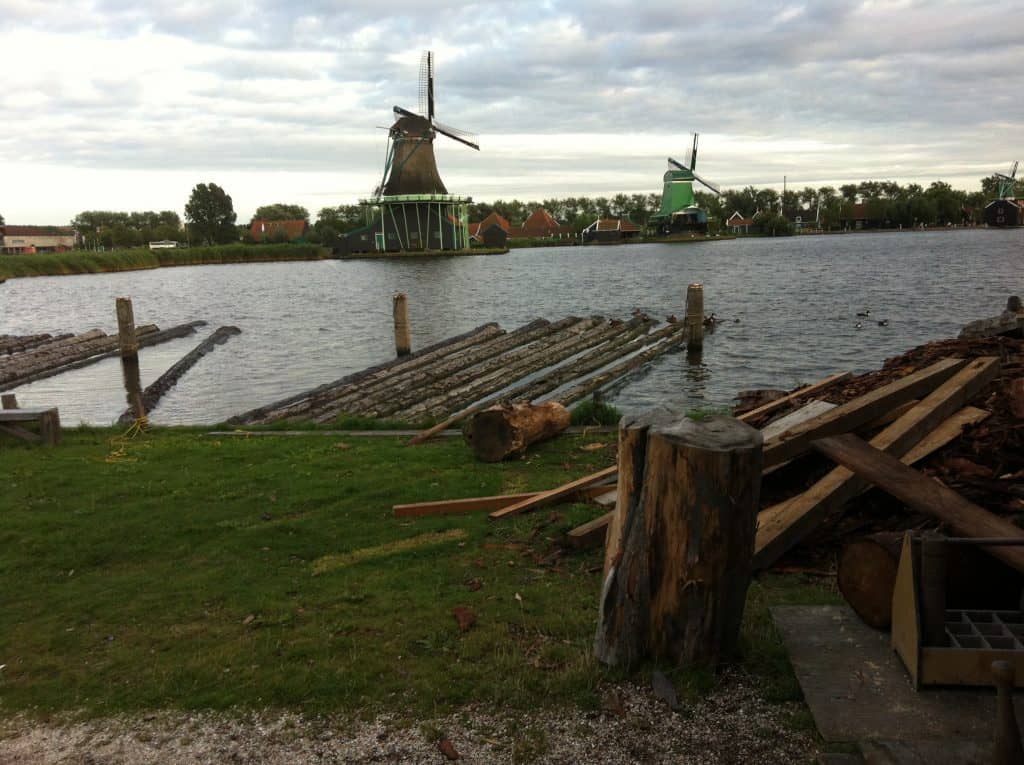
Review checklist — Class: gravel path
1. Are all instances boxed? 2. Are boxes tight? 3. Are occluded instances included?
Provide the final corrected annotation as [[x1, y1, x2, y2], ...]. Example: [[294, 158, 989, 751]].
[[0, 675, 818, 764]]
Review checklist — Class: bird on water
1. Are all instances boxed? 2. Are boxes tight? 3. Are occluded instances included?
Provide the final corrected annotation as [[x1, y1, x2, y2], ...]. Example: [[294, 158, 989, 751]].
[[856, 309, 871, 318], [877, 319, 889, 327], [855, 322, 863, 330]]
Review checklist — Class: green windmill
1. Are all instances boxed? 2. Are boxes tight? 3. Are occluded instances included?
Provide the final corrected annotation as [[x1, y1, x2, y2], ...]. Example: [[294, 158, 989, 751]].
[[649, 133, 722, 236]]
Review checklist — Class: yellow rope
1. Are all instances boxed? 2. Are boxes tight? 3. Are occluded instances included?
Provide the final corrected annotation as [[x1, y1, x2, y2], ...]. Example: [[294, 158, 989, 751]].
[[105, 415, 149, 463]]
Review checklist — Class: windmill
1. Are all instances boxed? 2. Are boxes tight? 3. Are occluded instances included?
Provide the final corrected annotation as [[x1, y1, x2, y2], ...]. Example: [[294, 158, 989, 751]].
[[994, 161, 1019, 199], [345, 51, 479, 254], [649, 133, 722, 236], [984, 161, 1023, 228]]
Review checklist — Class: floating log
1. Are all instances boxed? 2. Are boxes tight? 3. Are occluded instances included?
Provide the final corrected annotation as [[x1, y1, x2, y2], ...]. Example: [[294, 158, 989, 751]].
[[229, 322, 504, 424], [117, 326, 241, 424], [313, 318, 565, 421], [753, 358, 1000, 569], [812, 433, 1024, 574], [465, 401, 571, 462], [594, 410, 763, 669], [0, 333, 72, 355]]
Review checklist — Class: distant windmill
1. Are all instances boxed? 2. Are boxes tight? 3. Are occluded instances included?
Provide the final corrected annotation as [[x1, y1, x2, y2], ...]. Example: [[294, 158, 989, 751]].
[[649, 133, 722, 235], [342, 51, 478, 254], [994, 161, 1019, 199]]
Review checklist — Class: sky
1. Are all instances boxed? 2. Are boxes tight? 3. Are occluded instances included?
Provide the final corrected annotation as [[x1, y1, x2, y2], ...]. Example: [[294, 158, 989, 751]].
[[2, 0, 1022, 224]]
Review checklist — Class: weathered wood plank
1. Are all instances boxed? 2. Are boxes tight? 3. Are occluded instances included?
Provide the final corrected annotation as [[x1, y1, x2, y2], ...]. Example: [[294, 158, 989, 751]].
[[759, 399, 837, 440], [811, 433, 1024, 573], [738, 371, 852, 423], [753, 357, 999, 569], [393, 484, 611, 518], [761, 357, 967, 470], [489, 465, 618, 520], [566, 511, 614, 549]]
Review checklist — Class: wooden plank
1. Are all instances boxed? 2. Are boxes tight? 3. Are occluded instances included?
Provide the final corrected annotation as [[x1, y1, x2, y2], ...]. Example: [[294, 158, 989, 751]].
[[737, 371, 851, 423], [489, 465, 618, 520], [812, 433, 1024, 573], [566, 511, 614, 549], [754, 357, 998, 569], [762, 357, 966, 470], [0, 406, 59, 422], [1, 393, 16, 409], [760, 399, 837, 440], [593, 489, 618, 508], [902, 406, 990, 464], [393, 484, 611, 518], [0, 422, 42, 443]]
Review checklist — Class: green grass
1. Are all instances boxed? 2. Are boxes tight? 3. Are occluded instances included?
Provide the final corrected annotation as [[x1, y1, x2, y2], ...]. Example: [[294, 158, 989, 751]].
[[0, 244, 330, 279], [0, 427, 833, 720], [569, 399, 623, 426]]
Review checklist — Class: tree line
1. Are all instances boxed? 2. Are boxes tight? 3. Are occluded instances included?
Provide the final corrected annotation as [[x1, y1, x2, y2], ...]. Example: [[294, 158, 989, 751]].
[[57, 172, 1020, 250]]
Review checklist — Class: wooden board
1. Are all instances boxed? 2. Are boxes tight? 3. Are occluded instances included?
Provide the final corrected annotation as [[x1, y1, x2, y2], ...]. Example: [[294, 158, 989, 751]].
[[759, 399, 837, 440], [737, 371, 851, 423], [489, 465, 618, 520], [761, 357, 966, 469], [394, 484, 611, 518], [754, 358, 996, 571], [812, 432, 1024, 573], [565, 511, 614, 549]]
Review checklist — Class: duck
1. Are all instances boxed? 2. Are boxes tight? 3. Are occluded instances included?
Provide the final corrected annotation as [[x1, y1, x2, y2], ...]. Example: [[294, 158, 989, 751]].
[[855, 322, 863, 330], [703, 313, 717, 327], [856, 309, 871, 318], [877, 319, 889, 327]]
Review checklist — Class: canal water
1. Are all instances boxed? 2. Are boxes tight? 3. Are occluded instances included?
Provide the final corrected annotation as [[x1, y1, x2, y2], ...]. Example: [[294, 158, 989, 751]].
[[1, 228, 1021, 426]]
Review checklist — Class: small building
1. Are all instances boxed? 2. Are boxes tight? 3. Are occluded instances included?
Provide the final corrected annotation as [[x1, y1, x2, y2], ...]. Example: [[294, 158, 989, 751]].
[[515, 208, 574, 239], [250, 219, 309, 242], [839, 202, 885, 230], [475, 223, 509, 248], [725, 211, 754, 234], [1, 225, 77, 254], [581, 218, 641, 243], [985, 199, 1022, 227]]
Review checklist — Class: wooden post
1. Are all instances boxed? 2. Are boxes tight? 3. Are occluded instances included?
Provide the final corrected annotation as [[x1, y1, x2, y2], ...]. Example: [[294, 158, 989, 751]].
[[685, 283, 703, 352], [115, 297, 146, 422], [1, 394, 16, 410], [595, 409, 763, 669], [993, 661, 1024, 765], [393, 292, 411, 357]]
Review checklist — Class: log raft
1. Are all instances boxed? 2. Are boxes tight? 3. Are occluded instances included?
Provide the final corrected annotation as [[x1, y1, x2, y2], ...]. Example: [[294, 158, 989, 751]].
[[230, 314, 689, 431]]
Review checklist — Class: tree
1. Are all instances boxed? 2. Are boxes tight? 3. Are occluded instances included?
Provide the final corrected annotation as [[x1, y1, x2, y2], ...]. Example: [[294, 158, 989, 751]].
[[0, 211, 5, 226], [185, 183, 238, 245], [252, 203, 309, 222]]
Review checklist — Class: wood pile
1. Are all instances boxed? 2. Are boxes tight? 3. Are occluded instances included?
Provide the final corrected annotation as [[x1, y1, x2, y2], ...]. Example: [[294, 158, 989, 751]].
[[0, 321, 207, 392], [230, 315, 687, 428]]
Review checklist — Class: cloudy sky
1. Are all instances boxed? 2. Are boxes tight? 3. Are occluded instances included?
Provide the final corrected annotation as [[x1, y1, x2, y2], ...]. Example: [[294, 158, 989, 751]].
[[2, 0, 1022, 224]]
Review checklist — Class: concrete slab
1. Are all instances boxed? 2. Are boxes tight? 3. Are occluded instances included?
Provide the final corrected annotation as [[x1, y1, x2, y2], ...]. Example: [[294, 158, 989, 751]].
[[770, 604, 1016, 749]]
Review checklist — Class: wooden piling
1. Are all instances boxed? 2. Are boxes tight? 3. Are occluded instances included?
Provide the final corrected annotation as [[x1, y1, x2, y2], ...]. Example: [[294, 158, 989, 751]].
[[685, 283, 704, 352], [594, 410, 763, 669], [393, 293, 411, 357], [115, 297, 146, 423]]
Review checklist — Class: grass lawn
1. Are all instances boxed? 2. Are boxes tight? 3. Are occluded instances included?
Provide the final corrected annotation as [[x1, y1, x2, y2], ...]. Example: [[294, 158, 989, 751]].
[[0, 427, 838, 720]]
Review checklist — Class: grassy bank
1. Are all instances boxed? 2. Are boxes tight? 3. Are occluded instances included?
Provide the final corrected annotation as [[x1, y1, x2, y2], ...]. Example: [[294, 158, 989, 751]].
[[0, 427, 835, 719], [0, 244, 331, 279]]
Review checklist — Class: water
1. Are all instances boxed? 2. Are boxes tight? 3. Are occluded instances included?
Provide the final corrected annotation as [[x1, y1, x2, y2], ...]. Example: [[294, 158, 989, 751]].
[[1, 228, 1021, 426]]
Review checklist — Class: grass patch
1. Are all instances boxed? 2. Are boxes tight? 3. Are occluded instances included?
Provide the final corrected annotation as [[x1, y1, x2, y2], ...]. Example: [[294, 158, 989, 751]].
[[0, 427, 829, 720], [569, 398, 622, 426], [0, 244, 330, 279], [685, 405, 734, 421]]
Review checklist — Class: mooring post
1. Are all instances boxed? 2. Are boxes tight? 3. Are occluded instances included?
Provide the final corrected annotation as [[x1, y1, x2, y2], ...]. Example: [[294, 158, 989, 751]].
[[393, 292, 412, 357], [685, 283, 704, 352], [115, 297, 146, 422], [992, 661, 1024, 764]]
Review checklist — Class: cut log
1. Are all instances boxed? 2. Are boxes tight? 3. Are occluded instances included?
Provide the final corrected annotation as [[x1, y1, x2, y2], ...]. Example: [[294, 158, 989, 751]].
[[393, 484, 612, 518], [594, 410, 763, 669], [737, 371, 851, 423], [753, 357, 999, 570], [489, 465, 618, 520], [465, 401, 571, 462], [762, 357, 966, 470], [117, 326, 241, 424], [812, 433, 1024, 573]]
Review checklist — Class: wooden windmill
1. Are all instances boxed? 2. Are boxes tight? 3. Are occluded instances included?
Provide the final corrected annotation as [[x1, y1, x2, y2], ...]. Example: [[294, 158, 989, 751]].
[[649, 133, 722, 236], [985, 161, 1022, 227], [344, 52, 479, 254]]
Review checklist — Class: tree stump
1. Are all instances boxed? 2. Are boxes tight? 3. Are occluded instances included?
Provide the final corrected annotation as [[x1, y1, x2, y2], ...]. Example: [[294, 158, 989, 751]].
[[465, 401, 570, 462], [595, 409, 763, 669]]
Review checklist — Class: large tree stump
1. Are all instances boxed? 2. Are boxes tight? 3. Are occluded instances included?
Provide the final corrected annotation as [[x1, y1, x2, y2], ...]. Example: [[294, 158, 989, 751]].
[[595, 409, 763, 669], [465, 401, 570, 462]]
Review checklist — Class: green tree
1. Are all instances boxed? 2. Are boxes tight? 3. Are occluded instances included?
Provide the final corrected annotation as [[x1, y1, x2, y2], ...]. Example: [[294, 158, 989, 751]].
[[252, 203, 309, 222], [185, 183, 238, 245], [0, 212, 5, 226]]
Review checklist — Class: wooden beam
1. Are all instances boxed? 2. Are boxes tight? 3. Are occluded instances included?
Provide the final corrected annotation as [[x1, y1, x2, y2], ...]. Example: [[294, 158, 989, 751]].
[[811, 433, 1024, 573], [737, 371, 851, 423], [761, 357, 966, 470], [393, 484, 612, 518], [759, 399, 836, 440], [489, 465, 618, 520], [566, 511, 614, 549], [753, 357, 998, 569]]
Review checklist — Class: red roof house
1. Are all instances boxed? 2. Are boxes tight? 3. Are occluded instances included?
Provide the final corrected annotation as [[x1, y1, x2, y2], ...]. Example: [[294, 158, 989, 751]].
[[250, 219, 309, 242]]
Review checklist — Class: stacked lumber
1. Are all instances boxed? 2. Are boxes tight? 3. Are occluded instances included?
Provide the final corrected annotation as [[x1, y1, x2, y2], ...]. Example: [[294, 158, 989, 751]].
[[0, 321, 207, 392], [231, 314, 687, 429]]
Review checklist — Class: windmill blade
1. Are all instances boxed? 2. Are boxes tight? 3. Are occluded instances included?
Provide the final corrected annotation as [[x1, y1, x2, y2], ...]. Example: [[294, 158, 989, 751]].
[[689, 132, 699, 170], [434, 120, 479, 150], [1011, 161, 1019, 180], [692, 171, 721, 195], [418, 51, 434, 120], [667, 157, 688, 172], [393, 105, 418, 120]]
